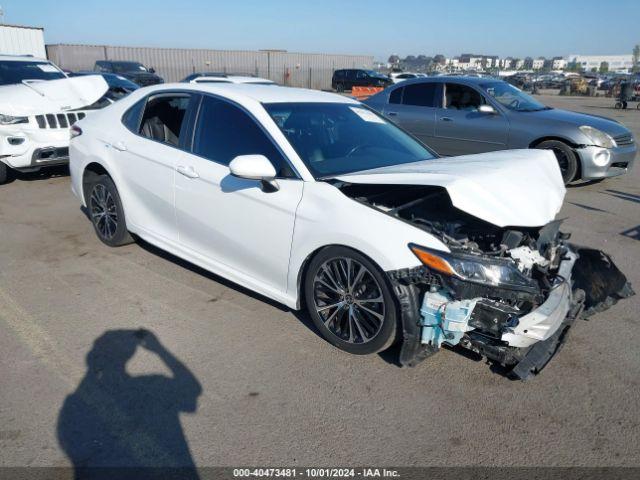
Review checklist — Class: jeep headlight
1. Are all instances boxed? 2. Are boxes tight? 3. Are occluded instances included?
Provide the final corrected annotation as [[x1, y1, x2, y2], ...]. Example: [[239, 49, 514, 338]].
[[0, 114, 28, 125], [579, 126, 616, 148], [409, 244, 538, 291]]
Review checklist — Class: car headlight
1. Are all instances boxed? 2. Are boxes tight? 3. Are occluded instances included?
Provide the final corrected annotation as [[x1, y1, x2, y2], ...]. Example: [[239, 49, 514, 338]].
[[409, 244, 538, 291], [0, 114, 28, 125], [579, 126, 616, 148]]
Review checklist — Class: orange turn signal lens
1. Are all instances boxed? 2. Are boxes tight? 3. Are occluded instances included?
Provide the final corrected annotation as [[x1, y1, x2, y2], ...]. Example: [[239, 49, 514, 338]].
[[409, 245, 456, 276]]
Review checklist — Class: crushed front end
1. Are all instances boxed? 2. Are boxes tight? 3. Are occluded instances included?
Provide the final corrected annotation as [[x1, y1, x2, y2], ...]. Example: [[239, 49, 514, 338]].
[[339, 183, 634, 379]]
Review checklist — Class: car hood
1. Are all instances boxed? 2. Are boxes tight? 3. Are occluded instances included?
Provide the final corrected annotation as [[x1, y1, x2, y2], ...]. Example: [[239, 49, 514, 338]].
[[334, 149, 565, 228], [0, 75, 109, 116], [524, 108, 629, 136]]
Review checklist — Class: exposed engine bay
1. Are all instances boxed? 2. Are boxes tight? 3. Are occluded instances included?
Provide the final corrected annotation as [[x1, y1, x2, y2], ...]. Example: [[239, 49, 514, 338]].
[[335, 182, 634, 379]]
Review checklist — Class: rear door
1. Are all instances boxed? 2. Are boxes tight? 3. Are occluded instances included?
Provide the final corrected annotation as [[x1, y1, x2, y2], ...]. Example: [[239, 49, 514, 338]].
[[382, 81, 440, 150], [433, 82, 509, 156], [113, 91, 196, 242]]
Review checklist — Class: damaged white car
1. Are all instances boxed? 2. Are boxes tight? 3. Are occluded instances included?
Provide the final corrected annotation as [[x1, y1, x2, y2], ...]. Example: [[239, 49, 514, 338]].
[[69, 84, 633, 379], [0, 55, 108, 184]]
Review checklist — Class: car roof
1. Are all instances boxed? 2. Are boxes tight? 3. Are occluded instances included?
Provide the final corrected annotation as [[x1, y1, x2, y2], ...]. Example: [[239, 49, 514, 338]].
[[0, 55, 50, 63], [193, 75, 275, 84], [395, 75, 497, 86], [141, 82, 359, 104]]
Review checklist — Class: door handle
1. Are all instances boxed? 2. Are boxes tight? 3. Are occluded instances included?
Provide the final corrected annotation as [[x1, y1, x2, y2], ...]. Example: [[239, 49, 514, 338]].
[[112, 141, 127, 151], [387, 111, 398, 117], [176, 165, 200, 179], [439, 117, 453, 122]]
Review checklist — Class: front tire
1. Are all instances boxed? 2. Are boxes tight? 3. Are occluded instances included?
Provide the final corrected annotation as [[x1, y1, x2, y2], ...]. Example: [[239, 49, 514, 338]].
[[86, 175, 133, 247], [0, 162, 7, 185], [304, 246, 397, 355], [534, 140, 579, 184]]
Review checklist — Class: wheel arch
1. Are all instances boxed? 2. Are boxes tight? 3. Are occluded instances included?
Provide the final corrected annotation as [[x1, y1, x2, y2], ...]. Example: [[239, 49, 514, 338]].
[[82, 162, 113, 205], [528, 135, 580, 149], [294, 243, 395, 311]]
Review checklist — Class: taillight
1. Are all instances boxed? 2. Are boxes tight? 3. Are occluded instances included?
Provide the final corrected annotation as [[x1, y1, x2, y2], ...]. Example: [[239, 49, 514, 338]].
[[70, 124, 82, 139]]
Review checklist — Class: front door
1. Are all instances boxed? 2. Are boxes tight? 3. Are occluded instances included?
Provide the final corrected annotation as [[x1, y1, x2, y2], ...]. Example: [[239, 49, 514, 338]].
[[174, 94, 303, 295], [433, 82, 509, 156]]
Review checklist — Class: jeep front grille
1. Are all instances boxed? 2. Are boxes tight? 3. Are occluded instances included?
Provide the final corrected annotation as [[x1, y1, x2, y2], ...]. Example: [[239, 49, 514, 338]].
[[34, 112, 86, 129]]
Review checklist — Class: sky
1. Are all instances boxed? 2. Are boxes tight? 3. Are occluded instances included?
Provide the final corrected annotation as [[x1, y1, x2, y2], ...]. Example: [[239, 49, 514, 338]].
[[5, 0, 640, 61]]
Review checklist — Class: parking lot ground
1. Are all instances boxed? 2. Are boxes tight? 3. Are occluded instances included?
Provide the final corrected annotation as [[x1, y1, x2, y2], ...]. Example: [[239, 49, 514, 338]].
[[0, 94, 639, 469]]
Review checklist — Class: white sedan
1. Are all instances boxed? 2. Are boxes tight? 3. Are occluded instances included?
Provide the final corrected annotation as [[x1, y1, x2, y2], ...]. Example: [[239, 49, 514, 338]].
[[69, 83, 632, 379]]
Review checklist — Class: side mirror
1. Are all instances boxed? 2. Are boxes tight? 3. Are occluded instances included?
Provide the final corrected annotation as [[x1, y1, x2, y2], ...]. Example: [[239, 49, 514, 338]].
[[149, 67, 156, 74], [478, 104, 497, 114], [229, 154, 279, 191]]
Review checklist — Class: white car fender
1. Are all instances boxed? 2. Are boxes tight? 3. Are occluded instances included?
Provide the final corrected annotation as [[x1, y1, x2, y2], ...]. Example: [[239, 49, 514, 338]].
[[287, 181, 449, 305]]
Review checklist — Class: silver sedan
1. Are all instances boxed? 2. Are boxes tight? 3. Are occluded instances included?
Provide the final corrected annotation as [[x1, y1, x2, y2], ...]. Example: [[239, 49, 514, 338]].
[[364, 76, 636, 184]]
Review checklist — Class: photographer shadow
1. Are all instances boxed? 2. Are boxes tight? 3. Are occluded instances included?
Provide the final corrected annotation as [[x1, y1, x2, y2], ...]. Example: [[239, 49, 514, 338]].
[[57, 329, 202, 480]]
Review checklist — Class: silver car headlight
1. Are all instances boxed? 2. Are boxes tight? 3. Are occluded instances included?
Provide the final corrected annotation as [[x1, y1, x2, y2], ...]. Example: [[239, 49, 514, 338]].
[[579, 125, 616, 148], [0, 114, 28, 125], [409, 244, 538, 291]]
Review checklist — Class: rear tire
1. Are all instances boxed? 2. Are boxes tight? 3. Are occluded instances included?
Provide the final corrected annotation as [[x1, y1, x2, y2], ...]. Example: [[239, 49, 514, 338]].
[[534, 140, 579, 184], [304, 246, 397, 355], [86, 175, 133, 247], [336, 83, 344, 93], [0, 162, 7, 185]]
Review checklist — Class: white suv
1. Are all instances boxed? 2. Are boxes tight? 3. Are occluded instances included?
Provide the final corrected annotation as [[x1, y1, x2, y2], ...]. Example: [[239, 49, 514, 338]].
[[0, 55, 108, 184]]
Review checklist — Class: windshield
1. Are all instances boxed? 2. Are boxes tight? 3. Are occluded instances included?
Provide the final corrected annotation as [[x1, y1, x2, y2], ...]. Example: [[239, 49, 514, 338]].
[[111, 62, 147, 73], [0, 60, 66, 86], [480, 82, 549, 112], [264, 102, 435, 178]]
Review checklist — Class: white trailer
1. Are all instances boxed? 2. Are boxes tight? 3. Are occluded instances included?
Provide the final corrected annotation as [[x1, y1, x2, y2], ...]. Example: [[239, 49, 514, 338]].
[[0, 24, 46, 58]]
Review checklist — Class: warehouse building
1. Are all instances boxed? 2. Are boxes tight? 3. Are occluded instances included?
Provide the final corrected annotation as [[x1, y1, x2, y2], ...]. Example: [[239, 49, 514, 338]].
[[0, 24, 46, 57], [46, 44, 373, 90], [566, 54, 633, 73]]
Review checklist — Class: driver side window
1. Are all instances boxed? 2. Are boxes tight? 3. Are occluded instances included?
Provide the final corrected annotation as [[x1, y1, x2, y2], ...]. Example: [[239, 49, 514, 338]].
[[191, 95, 295, 178], [444, 83, 486, 111]]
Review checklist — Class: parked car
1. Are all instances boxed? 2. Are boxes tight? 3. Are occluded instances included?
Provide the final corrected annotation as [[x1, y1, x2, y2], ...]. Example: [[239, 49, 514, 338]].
[[181, 73, 275, 85], [68, 83, 632, 379], [364, 76, 636, 184], [389, 72, 420, 84], [94, 60, 164, 87], [331, 69, 392, 92], [70, 72, 139, 101], [0, 55, 108, 184]]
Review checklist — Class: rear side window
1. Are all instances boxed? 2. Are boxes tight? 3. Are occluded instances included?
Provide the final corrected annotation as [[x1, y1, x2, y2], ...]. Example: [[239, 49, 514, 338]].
[[139, 94, 191, 147], [122, 98, 146, 133], [389, 87, 403, 104], [334, 70, 345, 78], [192, 95, 294, 177], [402, 83, 438, 107]]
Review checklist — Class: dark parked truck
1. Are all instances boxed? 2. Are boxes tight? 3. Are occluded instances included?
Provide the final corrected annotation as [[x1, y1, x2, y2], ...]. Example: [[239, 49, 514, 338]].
[[364, 76, 636, 184], [94, 60, 164, 87], [332, 69, 392, 92]]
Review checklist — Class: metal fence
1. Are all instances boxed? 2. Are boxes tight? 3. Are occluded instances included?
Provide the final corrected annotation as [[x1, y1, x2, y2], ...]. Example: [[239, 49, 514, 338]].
[[46, 44, 373, 90]]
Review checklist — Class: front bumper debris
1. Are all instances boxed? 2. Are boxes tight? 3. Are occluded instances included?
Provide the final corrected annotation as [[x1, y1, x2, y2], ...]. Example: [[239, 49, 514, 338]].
[[388, 246, 634, 379]]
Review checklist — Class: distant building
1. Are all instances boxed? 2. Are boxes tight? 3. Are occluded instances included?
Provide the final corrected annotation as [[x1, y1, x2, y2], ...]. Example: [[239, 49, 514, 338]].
[[566, 54, 633, 72], [551, 57, 567, 70], [532, 58, 545, 70]]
